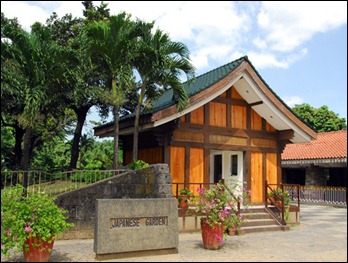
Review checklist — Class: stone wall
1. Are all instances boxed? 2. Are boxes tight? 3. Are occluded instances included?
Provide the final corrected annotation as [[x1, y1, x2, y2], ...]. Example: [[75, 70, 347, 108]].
[[55, 164, 173, 239]]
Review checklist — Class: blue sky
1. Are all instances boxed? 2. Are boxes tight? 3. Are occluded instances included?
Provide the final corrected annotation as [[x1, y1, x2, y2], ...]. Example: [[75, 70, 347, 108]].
[[2, 1, 347, 133]]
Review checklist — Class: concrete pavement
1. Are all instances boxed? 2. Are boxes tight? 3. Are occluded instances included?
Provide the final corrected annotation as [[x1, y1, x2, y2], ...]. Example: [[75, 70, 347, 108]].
[[2, 204, 347, 262]]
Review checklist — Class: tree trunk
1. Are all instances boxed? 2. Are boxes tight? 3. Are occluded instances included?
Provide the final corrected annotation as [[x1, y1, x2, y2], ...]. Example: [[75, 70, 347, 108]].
[[21, 126, 32, 190], [14, 124, 25, 169], [113, 105, 120, 169], [132, 103, 141, 162], [132, 83, 146, 162], [68, 107, 89, 170]]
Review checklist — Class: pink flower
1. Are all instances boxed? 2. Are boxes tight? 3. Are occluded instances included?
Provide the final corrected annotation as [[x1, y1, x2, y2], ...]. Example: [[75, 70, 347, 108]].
[[214, 233, 222, 242], [6, 228, 12, 236], [24, 226, 31, 233]]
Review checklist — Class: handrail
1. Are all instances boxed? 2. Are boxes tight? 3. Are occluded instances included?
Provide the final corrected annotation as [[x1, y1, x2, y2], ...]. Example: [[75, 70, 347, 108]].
[[265, 181, 285, 225], [1, 169, 127, 196], [221, 179, 241, 217], [265, 181, 301, 226]]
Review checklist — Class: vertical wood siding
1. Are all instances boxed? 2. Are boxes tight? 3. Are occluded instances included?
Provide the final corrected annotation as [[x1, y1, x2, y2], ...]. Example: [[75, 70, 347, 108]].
[[209, 102, 227, 127], [190, 106, 204, 125], [231, 105, 247, 129], [250, 152, 263, 203], [170, 146, 185, 195], [189, 148, 204, 195], [266, 152, 278, 189]]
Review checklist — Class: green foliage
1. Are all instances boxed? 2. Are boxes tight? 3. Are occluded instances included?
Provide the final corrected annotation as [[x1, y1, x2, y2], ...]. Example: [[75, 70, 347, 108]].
[[1, 184, 74, 257], [267, 188, 290, 207], [70, 170, 112, 183], [194, 181, 251, 231], [129, 160, 149, 170], [178, 188, 193, 204], [292, 103, 346, 132]]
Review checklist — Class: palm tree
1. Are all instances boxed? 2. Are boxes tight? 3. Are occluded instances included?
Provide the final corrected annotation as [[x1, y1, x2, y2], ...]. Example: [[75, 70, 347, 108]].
[[1, 23, 62, 188], [131, 26, 195, 161], [84, 13, 141, 168]]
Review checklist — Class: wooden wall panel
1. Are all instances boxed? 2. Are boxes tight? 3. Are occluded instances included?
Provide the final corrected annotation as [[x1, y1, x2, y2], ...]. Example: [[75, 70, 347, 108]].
[[251, 109, 262, 131], [190, 106, 204, 125], [266, 122, 276, 132], [125, 147, 163, 165], [209, 135, 247, 146], [266, 152, 278, 187], [219, 91, 227, 98], [231, 86, 244, 99], [251, 138, 277, 148], [139, 147, 163, 164], [250, 152, 263, 203], [231, 105, 247, 129], [189, 148, 204, 195], [170, 146, 185, 195], [209, 102, 226, 127], [173, 131, 204, 143]]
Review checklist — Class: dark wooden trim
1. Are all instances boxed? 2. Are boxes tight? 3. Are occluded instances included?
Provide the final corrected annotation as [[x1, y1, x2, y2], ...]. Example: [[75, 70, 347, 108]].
[[204, 148, 210, 184], [278, 130, 294, 140], [249, 101, 263, 107], [185, 146, 190, 185]]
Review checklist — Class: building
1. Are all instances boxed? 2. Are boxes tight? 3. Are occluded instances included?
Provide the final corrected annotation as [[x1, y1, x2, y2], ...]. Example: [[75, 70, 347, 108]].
[[281, 130, 347, 187], [94, 56, 316, 204]]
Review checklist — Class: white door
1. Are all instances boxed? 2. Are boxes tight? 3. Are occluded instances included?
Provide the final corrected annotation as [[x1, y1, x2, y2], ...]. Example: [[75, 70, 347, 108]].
[[210, 151, 243, 190]]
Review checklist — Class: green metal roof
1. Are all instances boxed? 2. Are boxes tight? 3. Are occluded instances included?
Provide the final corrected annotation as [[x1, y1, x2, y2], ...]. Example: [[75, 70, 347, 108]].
[[94, 56, 248, 130], [122, 55, 247, 121]]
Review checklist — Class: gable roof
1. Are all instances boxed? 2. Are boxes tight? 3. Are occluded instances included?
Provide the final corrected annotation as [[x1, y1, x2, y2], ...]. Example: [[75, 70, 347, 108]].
[[282, 130, 347, 160], [94, 56, 316, 143]]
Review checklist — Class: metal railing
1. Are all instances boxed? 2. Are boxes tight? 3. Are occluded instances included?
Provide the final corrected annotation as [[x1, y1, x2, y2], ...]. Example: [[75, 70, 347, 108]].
[[1, 169, 127, 196], [285, 185, 346, 207]]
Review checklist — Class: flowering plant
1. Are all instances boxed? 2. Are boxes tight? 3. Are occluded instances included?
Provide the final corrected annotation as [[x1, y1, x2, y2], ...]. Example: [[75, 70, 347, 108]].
[[195, 181, 251, 230], [1, 184, 74, 257]]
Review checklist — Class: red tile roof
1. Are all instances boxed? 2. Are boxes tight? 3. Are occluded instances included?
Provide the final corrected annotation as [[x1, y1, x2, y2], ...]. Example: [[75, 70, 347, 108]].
[[281, 130, 347, 160]]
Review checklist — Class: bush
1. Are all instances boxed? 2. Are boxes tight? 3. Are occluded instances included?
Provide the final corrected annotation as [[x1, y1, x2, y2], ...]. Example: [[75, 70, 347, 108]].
[[128, 160, 149, 170]]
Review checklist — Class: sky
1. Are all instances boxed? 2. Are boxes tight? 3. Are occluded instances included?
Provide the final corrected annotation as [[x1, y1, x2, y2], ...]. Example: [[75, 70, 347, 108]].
[[1, 1, 347, 134]]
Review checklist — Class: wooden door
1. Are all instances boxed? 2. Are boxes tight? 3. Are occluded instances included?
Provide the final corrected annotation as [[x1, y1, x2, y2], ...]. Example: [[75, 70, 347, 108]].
[[250, 152, 263, 204], [189, 147, 204, 195], [170, 146, 185, 195]]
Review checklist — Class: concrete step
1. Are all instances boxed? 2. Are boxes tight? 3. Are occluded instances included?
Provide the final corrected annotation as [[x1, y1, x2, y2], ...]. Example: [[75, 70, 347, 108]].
[[242, 212, 274, 220], [240, 224, 286, 234], [243, 218, 278, 227]]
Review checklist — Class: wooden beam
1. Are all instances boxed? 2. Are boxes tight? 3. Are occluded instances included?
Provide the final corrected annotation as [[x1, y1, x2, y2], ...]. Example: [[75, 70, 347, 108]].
[[278, 130, 294, 140]]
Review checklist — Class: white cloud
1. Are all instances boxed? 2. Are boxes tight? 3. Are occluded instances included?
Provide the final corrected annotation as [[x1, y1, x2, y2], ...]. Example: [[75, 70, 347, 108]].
[[257, 1, 347, 52], [283, 96, 304, 107], [1, 1, 51, 31], [1, 1, 346, 72]]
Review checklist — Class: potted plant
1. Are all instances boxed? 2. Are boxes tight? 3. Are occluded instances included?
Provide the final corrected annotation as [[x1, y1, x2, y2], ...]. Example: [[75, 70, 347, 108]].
[[177, 188, 193, 209], [195, 182, 251, 249], [1, 184, 74, 262]]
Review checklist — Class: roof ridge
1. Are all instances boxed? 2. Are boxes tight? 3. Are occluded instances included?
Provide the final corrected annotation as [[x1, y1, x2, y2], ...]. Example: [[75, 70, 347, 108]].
[[182, 55, 248, 85]]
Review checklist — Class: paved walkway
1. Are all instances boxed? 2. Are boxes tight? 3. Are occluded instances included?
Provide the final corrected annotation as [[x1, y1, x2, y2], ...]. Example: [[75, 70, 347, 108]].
[[2, 204, 347, 262]]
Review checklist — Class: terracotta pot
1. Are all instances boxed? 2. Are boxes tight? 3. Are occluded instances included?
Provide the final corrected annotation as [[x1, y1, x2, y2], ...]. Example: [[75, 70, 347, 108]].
[[178, 196, 189, 208], [227, 228, 236, 236], [23, 236, 54, 262], [200, 220, 224, 250]]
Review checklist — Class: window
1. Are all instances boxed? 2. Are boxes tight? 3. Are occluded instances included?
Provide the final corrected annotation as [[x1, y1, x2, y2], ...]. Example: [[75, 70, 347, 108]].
[[230, 154, 238, 176]]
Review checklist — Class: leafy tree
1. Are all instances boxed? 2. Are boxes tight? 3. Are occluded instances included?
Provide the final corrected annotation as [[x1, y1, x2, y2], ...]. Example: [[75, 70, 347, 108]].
[[1, 16, 80, 189], [1, 23, 59, 181], [292, 103, 346, 132], [45, 2, 110, 170], [131, 24, 195, 161], [84, 13, 142, 168]]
